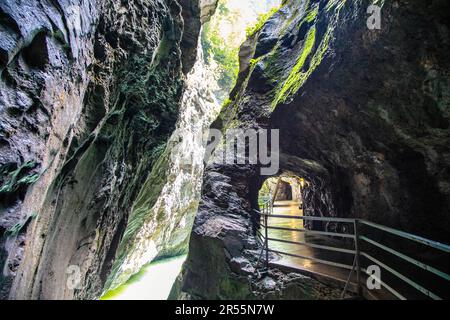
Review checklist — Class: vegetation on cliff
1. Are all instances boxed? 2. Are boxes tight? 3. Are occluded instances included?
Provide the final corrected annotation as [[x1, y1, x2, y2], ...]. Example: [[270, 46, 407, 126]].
[[246, 6, 281, 38], [201, 0, 241, 99]]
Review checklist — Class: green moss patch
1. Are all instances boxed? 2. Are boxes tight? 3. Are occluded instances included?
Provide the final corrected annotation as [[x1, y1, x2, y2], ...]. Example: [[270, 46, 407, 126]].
[[4, 212, 38, 238], [246, 6, 282, 38], [0, 161, 40, 194], [268, 0, 348, 109], [303, 5, 319, 23], [272, 26, 317, 107]]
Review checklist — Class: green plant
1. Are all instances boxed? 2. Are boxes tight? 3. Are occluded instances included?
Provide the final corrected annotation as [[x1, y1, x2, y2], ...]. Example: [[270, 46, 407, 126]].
[[249, 57, 261, 69], [202, 21, 240, 92], [246, 6, 281, 38], [222, 98, 232, 109]]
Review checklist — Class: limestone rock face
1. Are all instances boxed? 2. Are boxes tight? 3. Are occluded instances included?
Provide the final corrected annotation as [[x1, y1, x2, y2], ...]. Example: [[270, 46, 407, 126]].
[[103, 44, 220, 293], [179, 0, 218, 73], [179, 0, 450, 299], [0, 0, 216, 300]]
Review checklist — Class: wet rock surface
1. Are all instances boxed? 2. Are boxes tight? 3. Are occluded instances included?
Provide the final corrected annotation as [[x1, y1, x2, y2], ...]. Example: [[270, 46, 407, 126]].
[[103, 44, 220, 293], [253, 270, 347, 300], [179, 0, 450, 299], [0, 0, 216, 300]]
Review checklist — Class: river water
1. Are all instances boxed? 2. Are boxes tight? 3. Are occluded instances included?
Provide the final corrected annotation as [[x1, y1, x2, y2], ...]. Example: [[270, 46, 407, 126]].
[[101, 255, 186, 300]]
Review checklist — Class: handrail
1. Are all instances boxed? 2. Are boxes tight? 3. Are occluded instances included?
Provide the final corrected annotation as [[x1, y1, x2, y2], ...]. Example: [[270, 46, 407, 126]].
[[264, 225, 356, 239], [360, 235, 450, 281], [256, 229, 265, 243], [341, 256, 357, 299], [361, 252, 442, 300], [361, 267, 407, 300], [260, 212, 355, 223], [254, 204, 449, 300], [359, 220, 450, 253], [269, 249, 355, 270], [267, 237, 356, 254]]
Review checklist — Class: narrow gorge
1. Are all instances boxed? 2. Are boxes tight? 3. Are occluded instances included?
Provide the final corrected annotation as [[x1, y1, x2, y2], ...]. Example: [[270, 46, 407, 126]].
[[0, 0, 449, 301]]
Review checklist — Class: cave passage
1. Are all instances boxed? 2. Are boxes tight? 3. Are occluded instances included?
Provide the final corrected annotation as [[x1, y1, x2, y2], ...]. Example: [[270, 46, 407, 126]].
[[257, 171, 450, 299], [258, 176, 306, 207], [258, 175, 356, 282]]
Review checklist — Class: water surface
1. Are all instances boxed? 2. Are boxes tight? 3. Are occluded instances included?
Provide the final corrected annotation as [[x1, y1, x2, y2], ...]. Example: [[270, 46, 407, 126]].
[[101, 255, 186, 300]]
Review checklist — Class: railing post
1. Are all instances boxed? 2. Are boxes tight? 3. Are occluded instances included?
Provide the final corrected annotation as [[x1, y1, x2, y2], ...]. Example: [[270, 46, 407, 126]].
[[264, 206, 269, 271], [354, 219, 362, 296]]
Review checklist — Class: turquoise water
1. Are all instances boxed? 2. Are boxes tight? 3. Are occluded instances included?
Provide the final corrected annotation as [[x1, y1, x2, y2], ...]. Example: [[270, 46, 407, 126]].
[[101, 255, 187, 300]]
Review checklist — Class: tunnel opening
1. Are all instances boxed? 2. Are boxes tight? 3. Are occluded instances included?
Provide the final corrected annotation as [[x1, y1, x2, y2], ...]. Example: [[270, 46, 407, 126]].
[[274, 180, 293, 201], [255, 172, 358, 279], [258, 175, 307, 207]]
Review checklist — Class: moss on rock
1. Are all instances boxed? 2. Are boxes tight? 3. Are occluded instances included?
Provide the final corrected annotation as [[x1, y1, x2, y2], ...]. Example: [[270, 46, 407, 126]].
[[273, 26, 317, 107], [0, 161, 40, 195]]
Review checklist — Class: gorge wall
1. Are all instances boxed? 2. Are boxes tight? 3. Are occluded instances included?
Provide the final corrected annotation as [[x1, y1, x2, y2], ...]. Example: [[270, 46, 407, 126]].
[[178, 0, 450, 299], [0, 0, 217, 300], [103, 43, 220, 293]]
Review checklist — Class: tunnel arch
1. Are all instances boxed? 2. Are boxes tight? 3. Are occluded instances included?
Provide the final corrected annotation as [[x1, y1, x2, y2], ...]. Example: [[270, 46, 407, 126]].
[[249, 153, 344, 234]]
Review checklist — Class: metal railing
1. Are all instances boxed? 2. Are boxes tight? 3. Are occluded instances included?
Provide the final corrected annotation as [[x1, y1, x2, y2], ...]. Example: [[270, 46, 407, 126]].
[[254, 200, 450, 300]]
